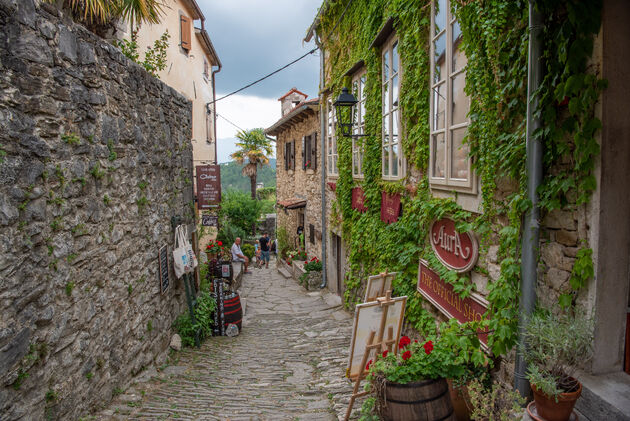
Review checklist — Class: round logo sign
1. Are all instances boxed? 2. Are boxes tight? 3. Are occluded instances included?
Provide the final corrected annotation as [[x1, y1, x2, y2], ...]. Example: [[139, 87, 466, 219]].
[[430, 218, 478, 273]]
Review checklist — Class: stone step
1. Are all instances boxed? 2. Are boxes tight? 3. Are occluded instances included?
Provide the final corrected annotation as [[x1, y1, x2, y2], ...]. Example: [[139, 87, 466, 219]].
[[278, 267, 292, 279]]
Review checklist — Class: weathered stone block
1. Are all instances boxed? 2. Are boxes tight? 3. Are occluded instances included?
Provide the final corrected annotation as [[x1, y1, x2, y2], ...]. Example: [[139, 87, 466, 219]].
[[0, 327, 30, 376], [57, 27, 77, 63], [545, 267, 571, 290], [543, 209, 577, 231]]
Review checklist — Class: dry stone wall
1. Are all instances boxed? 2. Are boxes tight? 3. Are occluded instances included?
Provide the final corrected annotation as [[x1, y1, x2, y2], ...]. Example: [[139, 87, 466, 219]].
[[0, 1, 194, 419]]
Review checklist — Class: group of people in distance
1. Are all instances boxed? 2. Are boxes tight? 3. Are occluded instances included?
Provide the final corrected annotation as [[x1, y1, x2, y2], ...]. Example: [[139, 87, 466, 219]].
[[230, 232, 275, 274]]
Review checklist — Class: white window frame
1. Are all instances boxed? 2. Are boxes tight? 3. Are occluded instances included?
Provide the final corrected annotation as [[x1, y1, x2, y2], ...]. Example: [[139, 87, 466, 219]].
[[382, 35, 404, 181], [352, 70, 367, 179], [326, 97, 338, 177], [429, 0, 474, 192]]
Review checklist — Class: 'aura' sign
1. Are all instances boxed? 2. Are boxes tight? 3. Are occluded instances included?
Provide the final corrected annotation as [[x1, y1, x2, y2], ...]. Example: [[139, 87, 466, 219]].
[[430, 217, 478, 272]]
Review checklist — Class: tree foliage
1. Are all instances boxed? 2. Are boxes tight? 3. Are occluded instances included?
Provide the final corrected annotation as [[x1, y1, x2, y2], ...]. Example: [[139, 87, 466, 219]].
[[230, 128, 273, 199]]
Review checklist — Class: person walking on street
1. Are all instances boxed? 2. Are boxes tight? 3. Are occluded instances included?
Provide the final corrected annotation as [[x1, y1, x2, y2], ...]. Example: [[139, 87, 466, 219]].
[[259, 232, 271, 269], [231, 237, 251, 274]]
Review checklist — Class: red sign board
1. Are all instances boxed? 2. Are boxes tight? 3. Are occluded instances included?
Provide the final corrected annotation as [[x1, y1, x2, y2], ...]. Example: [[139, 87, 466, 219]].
[[196, 165, 221, 209], [380, 192, 401, 224], [417, 260, 489, 346], [351, 187, 368, 213], [327, 182, 337, 191], [430, 218, 478, 272]]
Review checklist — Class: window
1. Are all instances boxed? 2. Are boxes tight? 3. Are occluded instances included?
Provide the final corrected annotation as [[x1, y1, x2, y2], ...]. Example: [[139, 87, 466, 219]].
[[429, 0, 472, 191], [352, 71, 367, 178], [302, 133, 317, 171], [382, 36, 403, 180], [326, 98, 338, 177], [284, 140, 295, 171], [203, 59, 209, 79], [180, 15, 191, 51]]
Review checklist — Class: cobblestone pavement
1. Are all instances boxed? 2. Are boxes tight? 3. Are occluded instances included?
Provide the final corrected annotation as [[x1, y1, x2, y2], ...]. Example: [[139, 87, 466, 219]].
[[96, 259, 362, 420]]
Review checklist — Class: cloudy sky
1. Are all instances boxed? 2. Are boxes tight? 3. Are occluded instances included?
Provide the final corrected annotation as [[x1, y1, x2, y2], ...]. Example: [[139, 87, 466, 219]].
[[197, 1, 322, 162]]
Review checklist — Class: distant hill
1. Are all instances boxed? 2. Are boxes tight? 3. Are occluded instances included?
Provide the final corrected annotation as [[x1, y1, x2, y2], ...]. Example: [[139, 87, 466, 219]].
[[220, 159, 276, 192]]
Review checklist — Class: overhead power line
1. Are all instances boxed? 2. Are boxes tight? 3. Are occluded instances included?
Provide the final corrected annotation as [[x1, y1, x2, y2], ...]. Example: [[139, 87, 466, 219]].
[[208, 0, 355, 105]]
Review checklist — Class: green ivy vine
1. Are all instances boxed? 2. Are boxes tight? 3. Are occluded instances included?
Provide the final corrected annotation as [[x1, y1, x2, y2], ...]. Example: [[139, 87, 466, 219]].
[[316, 0, 603, 356]]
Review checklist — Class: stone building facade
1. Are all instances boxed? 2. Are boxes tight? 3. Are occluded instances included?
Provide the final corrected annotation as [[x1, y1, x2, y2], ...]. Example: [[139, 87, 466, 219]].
[[306, 0, 630, 418], [0, 1, 194, 419], [266, 93, 322, 262]]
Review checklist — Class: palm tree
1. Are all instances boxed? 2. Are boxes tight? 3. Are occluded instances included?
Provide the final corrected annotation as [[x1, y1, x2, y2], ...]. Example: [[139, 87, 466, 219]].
[[43, 0, 163, 31], [230, 128, 273, 200]]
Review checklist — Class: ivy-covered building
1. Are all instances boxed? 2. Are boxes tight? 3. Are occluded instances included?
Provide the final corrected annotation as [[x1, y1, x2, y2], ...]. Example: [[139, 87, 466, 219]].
[[305, 0, 629, 416]]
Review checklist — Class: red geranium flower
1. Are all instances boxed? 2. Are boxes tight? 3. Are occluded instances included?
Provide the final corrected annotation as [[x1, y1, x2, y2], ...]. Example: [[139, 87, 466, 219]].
[[402, 350, 412, 361], [423, 340, 434, 355], [399, 336, 411, 349], [382, 350, 388, 358], [217, 241, 222, 246], [366, 359, 373, 370], [414, 339, 418, 343]]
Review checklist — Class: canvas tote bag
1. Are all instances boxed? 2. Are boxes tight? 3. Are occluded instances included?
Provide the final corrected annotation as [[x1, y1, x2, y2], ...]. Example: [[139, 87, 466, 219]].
[[172, 225, 191, 278], [181, 224, 198, 270]]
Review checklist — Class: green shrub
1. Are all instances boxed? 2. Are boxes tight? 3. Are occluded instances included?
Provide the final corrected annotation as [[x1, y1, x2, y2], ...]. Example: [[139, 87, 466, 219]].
[[219, 190, 262, 234], [276, 226, 290, 258], [216, 224, 247, 248], [241, 243, 255, 259], [173, 291, 217, 347]]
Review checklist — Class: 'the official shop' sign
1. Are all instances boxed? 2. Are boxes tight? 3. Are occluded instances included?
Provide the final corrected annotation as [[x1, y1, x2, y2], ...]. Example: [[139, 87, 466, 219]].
[[196, 165, 221, 209], [430, 217, 478, 272], [417, 260, 488, 345]]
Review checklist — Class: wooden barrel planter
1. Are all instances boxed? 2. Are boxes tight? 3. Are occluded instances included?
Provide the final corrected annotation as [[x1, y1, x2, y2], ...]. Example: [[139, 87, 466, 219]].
[[222, 292, 242, 331], [379, 378, 456, 421]]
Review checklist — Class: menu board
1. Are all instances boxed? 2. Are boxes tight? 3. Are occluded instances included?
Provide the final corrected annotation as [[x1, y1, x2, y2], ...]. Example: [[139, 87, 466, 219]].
[[158, 245, 169, 294], [196, 165, 221, 209]]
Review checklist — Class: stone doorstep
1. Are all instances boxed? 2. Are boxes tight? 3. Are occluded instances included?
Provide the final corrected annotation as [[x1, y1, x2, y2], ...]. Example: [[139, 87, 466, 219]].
[[573, 370, 630, 421]]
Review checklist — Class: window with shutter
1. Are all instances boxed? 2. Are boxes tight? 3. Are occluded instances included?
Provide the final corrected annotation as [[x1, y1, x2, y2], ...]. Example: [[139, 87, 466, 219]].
[[309, 224, 314, 244], [311, 132, 317, 170], [302, 136, 307, 170], [291, 141, 296, 170], [180, 15, 191, 51]]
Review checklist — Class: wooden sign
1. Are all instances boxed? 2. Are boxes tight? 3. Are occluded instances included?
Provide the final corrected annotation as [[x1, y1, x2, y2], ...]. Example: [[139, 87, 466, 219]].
[[201, 214, 218, 227], [430, 217, 478, 272], [351, 187, 368, 213], [347, 296, 406, 379], [417, 260, 488, 345], [158, 245, 169, 294], [196, 165, 221, 209], [380, 191, 401, 224], [364, 272, 396, 302]]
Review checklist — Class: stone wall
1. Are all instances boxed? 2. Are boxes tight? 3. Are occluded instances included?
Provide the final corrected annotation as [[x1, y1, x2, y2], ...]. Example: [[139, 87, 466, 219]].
[[0, 1, 194, 419], [275, 110, 322, 261]]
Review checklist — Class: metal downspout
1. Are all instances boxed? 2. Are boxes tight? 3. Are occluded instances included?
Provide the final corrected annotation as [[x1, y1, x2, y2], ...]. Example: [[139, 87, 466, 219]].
[[515, 0, 543, 398], [317, 36, 327, 289], [211, 63, 222, 164]]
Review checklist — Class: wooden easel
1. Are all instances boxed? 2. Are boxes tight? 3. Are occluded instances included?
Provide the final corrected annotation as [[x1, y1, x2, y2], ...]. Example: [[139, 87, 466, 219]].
[[344, 290, 397, 421], [366, 270, 391, 302]]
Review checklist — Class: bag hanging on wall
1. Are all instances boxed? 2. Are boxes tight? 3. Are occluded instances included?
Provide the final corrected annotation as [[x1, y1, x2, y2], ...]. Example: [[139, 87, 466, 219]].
[[173, 225, 191, 278], [181, 224, 198, 271]]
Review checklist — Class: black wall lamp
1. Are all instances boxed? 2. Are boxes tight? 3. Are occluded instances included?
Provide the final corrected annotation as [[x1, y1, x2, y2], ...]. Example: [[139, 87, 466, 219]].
[[333, 87, 369, 138]]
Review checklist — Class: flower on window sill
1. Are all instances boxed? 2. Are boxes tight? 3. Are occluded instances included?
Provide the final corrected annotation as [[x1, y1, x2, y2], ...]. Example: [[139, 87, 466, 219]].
[[399, 335, 411, 349], [304, 160, 312, 169]]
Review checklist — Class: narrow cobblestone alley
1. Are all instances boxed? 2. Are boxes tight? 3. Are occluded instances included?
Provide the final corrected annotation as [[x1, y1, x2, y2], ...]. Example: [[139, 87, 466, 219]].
[[97, 259, 360, 420]]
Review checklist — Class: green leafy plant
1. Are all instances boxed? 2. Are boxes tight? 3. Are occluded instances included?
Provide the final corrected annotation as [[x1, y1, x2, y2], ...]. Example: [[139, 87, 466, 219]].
[[114, 29, 170, 78], [303, 256, 322, 272], [276, 226, 290, 258], [241, 243, 255, 259], [559, 247, 594, 309], [90, 162, 105, 179], [0, 147, 6, 164], [138, 180, 148, 190], [12, 369, 29, 390], [173, 291, 216, 347], [466, 376, 526, 421], [147, 320, 153, 332], [85, 372, 93, 380], [107, 139, 117, 161], [136, 196, 149, 212], [103, 194, 111, 205], [50, 217, 62, 231], [65, 281, 75, 296], [520, 309, 594, 400], [62, 132, 81, 146], [127, 284, 133, 295], [45, 388, 58, 402]]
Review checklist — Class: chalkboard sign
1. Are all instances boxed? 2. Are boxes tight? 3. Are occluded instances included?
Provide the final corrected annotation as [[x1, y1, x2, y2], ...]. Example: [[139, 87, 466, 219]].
[[201, 214, 219, 227], [158, 245, 170, 294]]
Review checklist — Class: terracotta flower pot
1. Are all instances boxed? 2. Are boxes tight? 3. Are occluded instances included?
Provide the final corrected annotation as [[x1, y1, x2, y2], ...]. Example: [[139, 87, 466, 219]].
[[531, 378, 581, 421]]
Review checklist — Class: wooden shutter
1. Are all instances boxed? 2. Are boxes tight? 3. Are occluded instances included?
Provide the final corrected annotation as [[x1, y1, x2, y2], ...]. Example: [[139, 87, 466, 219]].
[[289, 141, 294, 170], [310, 132, 317, 170], [302, 136, 306, 170], [180, 15, 191, 51], [309, 224, 314, 244], [284, 142, 289, 171]]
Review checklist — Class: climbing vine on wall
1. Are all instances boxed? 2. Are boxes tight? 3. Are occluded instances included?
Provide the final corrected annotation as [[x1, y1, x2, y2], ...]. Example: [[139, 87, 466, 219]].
[[317, 0, 604, 356]]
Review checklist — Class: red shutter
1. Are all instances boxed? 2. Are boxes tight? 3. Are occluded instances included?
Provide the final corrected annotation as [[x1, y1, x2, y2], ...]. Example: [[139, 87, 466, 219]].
[[180, 15, 191, 51]]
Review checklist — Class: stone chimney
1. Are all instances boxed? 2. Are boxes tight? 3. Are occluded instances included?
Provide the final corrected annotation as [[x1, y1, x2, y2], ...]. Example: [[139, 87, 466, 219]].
[[278, 88, 308, 117]]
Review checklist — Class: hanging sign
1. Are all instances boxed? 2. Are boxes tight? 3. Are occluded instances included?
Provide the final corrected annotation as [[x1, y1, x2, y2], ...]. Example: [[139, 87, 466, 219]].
[[380, 192, 401, 224], [201, 214, 219, 227], [351, 187, 368, 213], [196, 165, 221, 209], [417, 260, 488, 345], [430, 217, 478, 272]]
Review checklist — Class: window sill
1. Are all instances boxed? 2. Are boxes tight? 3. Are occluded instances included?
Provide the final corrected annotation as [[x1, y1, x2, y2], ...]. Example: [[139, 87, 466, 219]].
[[305, 169, 315, 175], [430, 185, 482, 214], [287, 170, 294, 176]]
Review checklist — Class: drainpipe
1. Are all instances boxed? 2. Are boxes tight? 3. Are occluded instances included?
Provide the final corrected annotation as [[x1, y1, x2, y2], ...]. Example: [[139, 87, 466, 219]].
[[515, 0, 543, 398], [211, 63, 222, 164], [317, 35, 327, 289]]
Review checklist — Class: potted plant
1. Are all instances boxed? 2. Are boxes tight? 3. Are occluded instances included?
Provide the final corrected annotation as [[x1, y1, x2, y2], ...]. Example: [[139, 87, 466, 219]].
[[299, 256, 323, 289], [520, 310, 594, 421], [205, 240, 225, 261], [367, 335, 466, 421]]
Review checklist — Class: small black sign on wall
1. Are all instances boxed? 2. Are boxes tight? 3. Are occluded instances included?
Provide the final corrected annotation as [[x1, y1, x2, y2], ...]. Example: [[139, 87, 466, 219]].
[[158, 244, 170, 294]]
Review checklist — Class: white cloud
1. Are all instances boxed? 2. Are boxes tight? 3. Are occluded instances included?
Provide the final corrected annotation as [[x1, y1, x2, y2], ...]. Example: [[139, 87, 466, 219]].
[[215, 93, 281, 163]]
